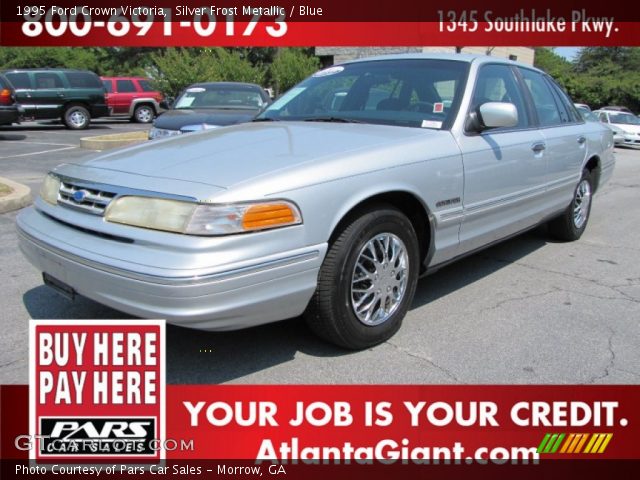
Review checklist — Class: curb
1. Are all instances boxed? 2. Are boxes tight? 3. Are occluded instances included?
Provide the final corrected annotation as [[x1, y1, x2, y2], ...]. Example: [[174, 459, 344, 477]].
[[80, 131, 149, 151], [0, 177, 32, 214]]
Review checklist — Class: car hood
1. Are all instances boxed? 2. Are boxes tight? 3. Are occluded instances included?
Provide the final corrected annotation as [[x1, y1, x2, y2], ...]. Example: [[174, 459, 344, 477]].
[[612, 123, 640, 134], [153, 108, 259, 130], [59, 122, 446, 199]]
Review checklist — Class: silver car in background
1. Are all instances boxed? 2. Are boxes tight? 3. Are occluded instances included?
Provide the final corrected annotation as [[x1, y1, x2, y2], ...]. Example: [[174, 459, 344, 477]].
[[17, 54, 615, 349]]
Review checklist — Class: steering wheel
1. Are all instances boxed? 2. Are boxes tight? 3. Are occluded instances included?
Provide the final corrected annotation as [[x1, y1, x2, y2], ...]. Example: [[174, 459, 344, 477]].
[[407, 101, 435, 113]]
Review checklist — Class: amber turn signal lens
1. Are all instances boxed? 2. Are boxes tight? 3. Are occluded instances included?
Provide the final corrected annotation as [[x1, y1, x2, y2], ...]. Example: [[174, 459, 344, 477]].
[[242, 203, 299, 231]]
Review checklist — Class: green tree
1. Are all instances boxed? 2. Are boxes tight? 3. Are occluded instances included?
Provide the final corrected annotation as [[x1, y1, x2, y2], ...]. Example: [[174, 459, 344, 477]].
[[534, 47, 640, 112], [0, 47, 101, 71], [269, 48, 320, 95]]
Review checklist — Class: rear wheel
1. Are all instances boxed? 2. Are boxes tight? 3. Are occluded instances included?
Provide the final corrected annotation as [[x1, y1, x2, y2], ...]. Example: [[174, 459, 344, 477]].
[[305, 206, 420, 349], [133, 104, 154, 123], [63, 105, 90, 130], [548, 168, 593, 241]]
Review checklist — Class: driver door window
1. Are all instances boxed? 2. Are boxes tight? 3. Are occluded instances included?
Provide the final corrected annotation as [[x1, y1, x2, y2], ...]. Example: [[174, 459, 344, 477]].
[[472, 64, 529, 129]]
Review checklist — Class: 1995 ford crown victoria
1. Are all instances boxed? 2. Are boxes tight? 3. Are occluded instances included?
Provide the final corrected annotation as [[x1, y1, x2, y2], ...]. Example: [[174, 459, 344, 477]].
[[17, 54, 615, 349]]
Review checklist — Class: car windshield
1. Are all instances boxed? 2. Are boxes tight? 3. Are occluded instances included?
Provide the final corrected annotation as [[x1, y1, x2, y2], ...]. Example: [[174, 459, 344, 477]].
[[256, 59, 468, 129], [174, 85, 265, 110], [609, 112, 640, 125]]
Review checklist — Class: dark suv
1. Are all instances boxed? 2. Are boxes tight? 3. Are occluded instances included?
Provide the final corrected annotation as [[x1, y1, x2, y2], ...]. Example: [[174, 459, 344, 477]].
[[0, 73, 20, 126], [2, 69, 109, 129]]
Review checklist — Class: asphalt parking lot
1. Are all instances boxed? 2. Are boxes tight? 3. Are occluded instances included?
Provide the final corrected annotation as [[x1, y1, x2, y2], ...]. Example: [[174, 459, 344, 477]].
[[1, 121, 639, 385]]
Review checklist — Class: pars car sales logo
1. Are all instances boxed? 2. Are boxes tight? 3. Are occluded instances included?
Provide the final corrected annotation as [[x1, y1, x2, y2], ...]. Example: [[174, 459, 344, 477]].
[[29, 320, 165, 461]]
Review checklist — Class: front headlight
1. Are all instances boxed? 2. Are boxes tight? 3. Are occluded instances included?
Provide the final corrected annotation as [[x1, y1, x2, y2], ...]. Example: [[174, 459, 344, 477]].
[[40, 174, 60, 205], [180, 123, 220, 133], [104, 197, 302, 235], [148, 127, 182, 140]]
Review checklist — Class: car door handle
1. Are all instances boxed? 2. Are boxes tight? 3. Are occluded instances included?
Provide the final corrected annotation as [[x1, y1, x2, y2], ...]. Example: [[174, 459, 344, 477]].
[[577, 136, 586, 144], [531, 142, 546, 153]]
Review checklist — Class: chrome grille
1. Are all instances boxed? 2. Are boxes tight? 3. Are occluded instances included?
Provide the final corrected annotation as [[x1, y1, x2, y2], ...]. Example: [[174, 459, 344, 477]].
[[58, 180, 117, 216]]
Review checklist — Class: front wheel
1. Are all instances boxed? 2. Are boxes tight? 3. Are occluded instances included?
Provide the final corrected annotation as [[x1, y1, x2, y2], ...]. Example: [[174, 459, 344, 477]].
[[548, 168, 593, 241], [305, 206, 420, 349]]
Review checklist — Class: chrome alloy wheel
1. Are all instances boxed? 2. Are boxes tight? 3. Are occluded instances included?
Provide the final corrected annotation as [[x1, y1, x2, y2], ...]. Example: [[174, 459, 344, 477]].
[[573, 179, 592, 229], [69, 110, 88, 128], [350, 233, 409, 326]]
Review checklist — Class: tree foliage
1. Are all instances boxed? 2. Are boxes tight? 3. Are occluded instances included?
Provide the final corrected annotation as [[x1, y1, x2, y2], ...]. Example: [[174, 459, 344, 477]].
[[535, 47, 640, 112], [0, 47, 101, 71], [148, 48, 265, 98], [269, 48, 320, 94]]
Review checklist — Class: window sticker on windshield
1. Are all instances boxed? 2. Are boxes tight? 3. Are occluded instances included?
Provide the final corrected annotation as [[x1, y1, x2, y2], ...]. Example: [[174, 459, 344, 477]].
[[433, 103, 444, 113], [186, 87, 206, 93], [176, 97, 195, 108], [269, 87, 306, 110], [421, 120, 442, 129], [312, 66, 345, 77]]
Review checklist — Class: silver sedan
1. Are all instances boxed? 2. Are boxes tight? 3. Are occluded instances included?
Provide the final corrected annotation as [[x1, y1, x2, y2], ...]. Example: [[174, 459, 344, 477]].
[[17, 54, 615, 349]]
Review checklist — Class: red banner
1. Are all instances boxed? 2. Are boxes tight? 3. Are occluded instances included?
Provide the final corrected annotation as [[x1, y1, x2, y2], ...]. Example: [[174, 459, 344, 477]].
[[4, 384, 640, 461], [0, 1, 639, 46]]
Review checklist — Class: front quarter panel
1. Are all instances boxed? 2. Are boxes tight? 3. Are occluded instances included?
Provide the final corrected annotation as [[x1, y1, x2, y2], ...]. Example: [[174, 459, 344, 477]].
[[213, 131, 465, 268]]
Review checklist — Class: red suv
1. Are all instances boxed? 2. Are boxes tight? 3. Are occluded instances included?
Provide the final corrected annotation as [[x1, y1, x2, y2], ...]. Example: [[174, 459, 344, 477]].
[[101, 77, 164, 123]]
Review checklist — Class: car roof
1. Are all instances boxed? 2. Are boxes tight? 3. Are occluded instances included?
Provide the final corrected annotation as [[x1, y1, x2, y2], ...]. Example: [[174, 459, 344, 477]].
[[339, 53, 542, 72], [188, 82, 264, 90], [101, 76, 150, 80], [593, 109, 632, 116], [2, 68, 97, 74]]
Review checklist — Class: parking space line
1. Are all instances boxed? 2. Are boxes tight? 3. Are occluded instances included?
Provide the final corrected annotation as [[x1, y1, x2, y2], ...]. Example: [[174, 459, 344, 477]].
[[0, 140, 76, 147], [0, 146, 77, 159]]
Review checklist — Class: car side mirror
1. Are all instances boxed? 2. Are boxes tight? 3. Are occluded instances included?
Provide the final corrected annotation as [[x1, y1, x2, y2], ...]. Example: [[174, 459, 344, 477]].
[[478, 102, 518, 129]]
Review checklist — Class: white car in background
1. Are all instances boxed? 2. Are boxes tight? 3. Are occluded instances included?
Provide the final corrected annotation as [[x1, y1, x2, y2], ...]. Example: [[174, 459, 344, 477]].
[[594, 110, 640, 147], [577, 107, 624, 146]]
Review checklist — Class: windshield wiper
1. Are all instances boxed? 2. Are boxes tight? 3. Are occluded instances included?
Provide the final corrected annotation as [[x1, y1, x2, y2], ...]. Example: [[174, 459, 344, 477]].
[[303, 116, 362, 123], [252, 117, 278, 122]]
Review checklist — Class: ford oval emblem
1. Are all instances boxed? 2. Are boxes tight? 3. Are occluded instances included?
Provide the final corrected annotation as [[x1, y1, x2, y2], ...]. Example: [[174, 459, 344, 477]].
[[73, 190, 89, 202]]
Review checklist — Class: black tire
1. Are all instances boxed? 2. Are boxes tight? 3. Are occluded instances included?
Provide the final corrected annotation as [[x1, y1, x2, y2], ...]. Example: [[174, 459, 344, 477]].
[[548, 168, 594, 241], [63, 105, 90, 130], [305, 205, 420, 349], [133, 104, 155, 123]]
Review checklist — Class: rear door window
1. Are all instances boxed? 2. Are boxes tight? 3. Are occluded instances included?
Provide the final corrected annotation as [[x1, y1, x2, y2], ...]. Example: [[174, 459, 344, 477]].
[[34, 73, 64, 89], [519, 68, 563, 127], [116, 79, 137, 93], [102, 80, 113, 92], [546, 78, 582, 123]]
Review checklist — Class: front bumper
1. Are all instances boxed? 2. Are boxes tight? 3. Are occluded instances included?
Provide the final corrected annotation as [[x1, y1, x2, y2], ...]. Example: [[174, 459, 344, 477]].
[[17, 206, 326, 330]]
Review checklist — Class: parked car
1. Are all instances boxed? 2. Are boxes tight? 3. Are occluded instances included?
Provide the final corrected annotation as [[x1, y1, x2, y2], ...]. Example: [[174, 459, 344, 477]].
[[17, 54, 615, 349], [2, 68, 108, 129], [577, 106, 624, 145], [594, 109, 640, 147], [574, 103, 591, 111], [600, 106, 634, 115], [148, 82, 271, 139], [0, 73, 21, 126], [101, 76, 164, 124]]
